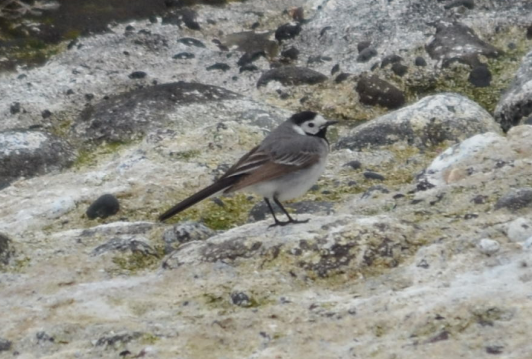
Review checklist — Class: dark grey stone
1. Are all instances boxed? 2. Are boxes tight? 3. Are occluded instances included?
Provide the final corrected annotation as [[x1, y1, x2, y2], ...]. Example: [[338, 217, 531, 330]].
[[355, 75, 405, 109], [357, 47, 378, 63], [0, 129, 75, 186], [237, 51, 265, 66], [357, 41, 371, 53], [494, 187, 532, 211], [468, 66, 492, 87], [240, 64, 259, 73], [415, 56, 427, 66], [0, 233, 12, 265], [281, 47, 299, 60], [381, 54, 403, 68], [10, 102, 21, 114], [444, 0, 475, 10], [331, 64, 340, 75], [257, 66, 327, 87], [335, 73, 350, 83], [72, 82, 241, 144], [391, 63, 408, 77], [128, 71, 147, 79], [231, 292, 252, 307], [206, 63, 230, 72], [343, 160, 362, 170], [173, 52, 195, 59], [426, 21, 501, 68], [162, 9, 200, 30], [95, 332, 143, 347], [177, 37, 205, 48], [275, 23, 302, 42], [0, 338, 11, 352], [86, 194, 120, 220], [363, 172, 386, 181]]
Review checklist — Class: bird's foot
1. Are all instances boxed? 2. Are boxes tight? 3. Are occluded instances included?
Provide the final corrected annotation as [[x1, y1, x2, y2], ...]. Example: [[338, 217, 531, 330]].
[[269, 218, 309, 228]]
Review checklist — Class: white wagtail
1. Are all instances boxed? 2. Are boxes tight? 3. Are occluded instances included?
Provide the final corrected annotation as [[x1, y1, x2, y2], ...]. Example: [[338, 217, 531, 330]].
[[159, 111, 337, 226]]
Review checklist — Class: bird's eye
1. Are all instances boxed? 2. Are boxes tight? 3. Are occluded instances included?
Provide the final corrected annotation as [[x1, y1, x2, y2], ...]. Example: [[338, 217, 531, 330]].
[[308, 123, 315, 128]]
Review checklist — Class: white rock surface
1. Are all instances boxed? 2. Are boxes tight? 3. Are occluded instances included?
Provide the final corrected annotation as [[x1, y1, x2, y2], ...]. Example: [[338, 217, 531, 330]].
[[506, 217, 532, 242]]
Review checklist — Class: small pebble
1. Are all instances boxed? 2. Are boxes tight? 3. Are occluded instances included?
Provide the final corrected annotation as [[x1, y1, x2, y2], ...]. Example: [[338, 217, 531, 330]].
[[478, 238, 500, 255]]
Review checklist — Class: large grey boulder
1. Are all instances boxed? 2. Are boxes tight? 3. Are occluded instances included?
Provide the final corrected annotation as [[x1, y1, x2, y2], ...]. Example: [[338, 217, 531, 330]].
[[0, 129, 74, 187], [495, 50, 532, 131], [336, 93, 501, 151]]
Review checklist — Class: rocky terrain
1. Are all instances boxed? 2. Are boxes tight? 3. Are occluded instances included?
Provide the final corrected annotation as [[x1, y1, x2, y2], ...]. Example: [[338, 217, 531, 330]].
[[1, 0, 532, 358]]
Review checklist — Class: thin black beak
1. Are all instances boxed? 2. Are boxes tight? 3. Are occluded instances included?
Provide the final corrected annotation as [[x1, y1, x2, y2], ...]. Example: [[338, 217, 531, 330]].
[[324, 120, 339, 127]]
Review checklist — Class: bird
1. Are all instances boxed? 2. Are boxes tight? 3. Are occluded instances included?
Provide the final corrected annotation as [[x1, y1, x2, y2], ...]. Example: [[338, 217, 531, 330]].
[[159, 111, 337, 226]]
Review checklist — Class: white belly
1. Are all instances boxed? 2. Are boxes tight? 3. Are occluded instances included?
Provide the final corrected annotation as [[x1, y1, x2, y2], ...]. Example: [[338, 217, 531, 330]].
[[246, 158, 327, 201]]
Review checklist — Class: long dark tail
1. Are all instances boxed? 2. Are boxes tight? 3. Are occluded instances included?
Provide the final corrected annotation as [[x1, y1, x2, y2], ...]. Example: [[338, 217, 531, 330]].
[[158, 176, 240, 222]]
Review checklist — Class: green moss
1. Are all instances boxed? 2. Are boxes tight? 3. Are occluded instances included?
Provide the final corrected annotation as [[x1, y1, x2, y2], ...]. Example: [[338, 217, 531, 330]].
[[111, 245, 164, 274], [73, 141, 132, 169], [163, 193, 255, 231], [173, 150, 201, 161], [141, 333, 160, 345]]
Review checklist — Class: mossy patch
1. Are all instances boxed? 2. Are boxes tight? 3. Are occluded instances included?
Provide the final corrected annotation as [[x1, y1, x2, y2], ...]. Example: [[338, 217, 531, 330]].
[[111, 245, 164, 274]]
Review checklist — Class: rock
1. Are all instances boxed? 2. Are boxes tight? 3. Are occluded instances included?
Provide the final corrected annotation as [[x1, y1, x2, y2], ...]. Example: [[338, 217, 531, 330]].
[[414, 56, 427, 66], [331, 64, 340, 75], [163, 221, 215, 253], [468, 66, 491, 87], [206, 63, 230, 72], [239, 64, 259, 73], [177, 37, 205, 48], [477, 239, 500, 255], [381, 54, 403, 68], [128, 71, 147, 79], [495, 188, 532, 212], [173, 52, 195, 59], [0, 130, 75, 186], [0, 233, 13, 265], [162, 9, 200, 30], [91, 237, 156, 257], [391, 63, 408, 77], [338, 93, 499, 151], [425, 21, 501, 68], [231, 292, 252, 307], [343, 160, 362, 170], [257, 66, 327, 87], [248, 200, 334, 222], [494, 50, 532, 131], [237, 51, 265, 66], [335, 73, 350, 83], [95, 331, 144, 348], [357, 41, 371, 53], [41, 109, 52, 119], [281, 47, 299, 60], [528, 25, 532, 40], [355, 75, 405, 109], [357, 48, 378, 63], [506, 218, 532, 242], [0, 337, 12, 352], [221, 31, 278, 58], [275, 23, 302, 42], [86, 194, 120, 219], [72, 82, 241, 144], [163, 215, 416, 278], [444, 0, 475, 10], [363, 172, 385, 181], [9, 102, 21, 114]]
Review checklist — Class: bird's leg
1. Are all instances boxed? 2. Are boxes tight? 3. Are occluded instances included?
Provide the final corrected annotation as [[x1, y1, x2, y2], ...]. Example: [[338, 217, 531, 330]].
[[273, 197, 309, 225], [264, 198, 290, 227]]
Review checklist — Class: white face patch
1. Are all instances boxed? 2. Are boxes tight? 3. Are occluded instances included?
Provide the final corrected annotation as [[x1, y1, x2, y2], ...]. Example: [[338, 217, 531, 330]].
[[292, 124, 306, 135], [299, 115, 328, 135]]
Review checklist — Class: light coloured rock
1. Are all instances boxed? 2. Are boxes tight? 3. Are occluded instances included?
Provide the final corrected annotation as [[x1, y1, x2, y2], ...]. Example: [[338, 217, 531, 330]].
[[478, 238, 501, 255], [495, 50, 532, 131], [336, 93, 501, 151], [506, 217, 532, 242]]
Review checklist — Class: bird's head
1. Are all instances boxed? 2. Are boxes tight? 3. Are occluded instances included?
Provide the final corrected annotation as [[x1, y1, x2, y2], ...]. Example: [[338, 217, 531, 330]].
[[290, 111, 338, 137]]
